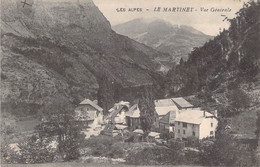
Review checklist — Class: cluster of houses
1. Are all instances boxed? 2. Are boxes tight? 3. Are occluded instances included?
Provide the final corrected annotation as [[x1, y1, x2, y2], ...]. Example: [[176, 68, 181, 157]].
[[74, 97, 218, 142]]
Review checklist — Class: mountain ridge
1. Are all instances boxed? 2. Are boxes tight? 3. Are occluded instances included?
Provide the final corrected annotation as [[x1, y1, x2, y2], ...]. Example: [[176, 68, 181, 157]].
[[1, 0, 166, 116], [113, 18, 212, 65]]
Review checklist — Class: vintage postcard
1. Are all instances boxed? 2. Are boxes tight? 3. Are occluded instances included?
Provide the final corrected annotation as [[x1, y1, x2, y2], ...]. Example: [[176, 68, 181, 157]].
[[1, 0, 260, 166]]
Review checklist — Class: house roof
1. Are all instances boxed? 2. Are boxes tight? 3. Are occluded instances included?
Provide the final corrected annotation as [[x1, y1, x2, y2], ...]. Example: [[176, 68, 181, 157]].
[[155, 106, 178, 116], [175, 109, 214, 125], [133, 129, 144, 134], [148, 132, 160, 137], [154, 98, 178, 117], [154, 98, 175, 107], [79, 99, 103, 112], [125, 104, 140, 118], [117, 101, 130, 106], [108, 105, 128, 123], [172, 97, 193, 108], [159, 110, 176, 124], [115, 125, 128, 130]]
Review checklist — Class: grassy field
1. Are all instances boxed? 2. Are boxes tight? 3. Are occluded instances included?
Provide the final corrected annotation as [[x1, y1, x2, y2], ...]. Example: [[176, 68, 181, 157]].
[[1, 163, 203, 167]]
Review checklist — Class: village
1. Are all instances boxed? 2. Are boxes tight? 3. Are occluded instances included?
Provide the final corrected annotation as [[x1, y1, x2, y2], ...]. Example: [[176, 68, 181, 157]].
[[3, 95, 221, 165], [71, 97, 218, 147]]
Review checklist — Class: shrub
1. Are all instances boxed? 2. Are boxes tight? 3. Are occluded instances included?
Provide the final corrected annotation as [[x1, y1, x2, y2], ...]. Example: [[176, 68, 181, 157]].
[[3, 135, 56, 164], [82, 135, 124, 158], [227, 88, 250, 113], [168, 139, 185, 151], [35, 100, 86, 161], [126, 145, 185, 165], [186, 136, 200, 148], [199, 133, 257, 166], [107, 144, 125, 159]]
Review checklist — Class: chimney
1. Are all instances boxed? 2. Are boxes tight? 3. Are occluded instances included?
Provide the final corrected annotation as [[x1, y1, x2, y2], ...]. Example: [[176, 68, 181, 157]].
[[213, 110, 218, 117], [203, 111, 206, 117]]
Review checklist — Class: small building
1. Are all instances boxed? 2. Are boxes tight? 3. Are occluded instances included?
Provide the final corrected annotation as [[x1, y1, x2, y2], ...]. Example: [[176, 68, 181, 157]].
[[174, 109, 218, 140], [153, 98, 179, 133], [74, 99, 103, 129], [107, 102, 129, 124], [101, 102, 129, 136], [125, 104, 141, 130], [148, 131, 160, 142], [158, 110, 176, 138], [154, 98, 178, 119], [133, 129, 144, 142]]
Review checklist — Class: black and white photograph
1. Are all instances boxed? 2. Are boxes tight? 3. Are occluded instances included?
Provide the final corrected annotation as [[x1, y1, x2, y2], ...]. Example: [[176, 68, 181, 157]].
[[1, 0, 260, 166]]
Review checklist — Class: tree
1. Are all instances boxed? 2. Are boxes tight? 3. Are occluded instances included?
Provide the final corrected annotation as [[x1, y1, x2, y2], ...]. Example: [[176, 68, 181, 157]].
[[256, 111, 260, 166], [1, 135, 56, 164], [199, 133, 238, 166], [227, 88, 250, 114], [138, 86, 155, 139], [179, 58, 184, 66], [200, 124, 256, 167], [256, 111, 260, 139], [97, 74, 115, 115], [35, 98, 85, 161]]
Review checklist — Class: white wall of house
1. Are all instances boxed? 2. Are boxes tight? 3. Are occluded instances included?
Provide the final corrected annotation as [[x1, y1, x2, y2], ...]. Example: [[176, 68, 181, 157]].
[[90, 113, 104, 129], [75, 104, 104, 128], [175, 122, 200, 140], [199, 117, 218, 139], [115, 110, 126, 124]]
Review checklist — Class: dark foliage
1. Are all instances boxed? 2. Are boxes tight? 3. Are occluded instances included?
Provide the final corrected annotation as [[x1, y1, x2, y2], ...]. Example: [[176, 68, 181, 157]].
[[97, 74, 115, 115], [199, 124, 257, 166], [138, 86, 156, 138], [227, 88, 250, 113], [256, 111, 260, 139], [166, 1, 260, 96], [126, 146, 183, 165], [35, 100, 85, 161], [1, 135, 56, 164], [82, 135, 125, 158]]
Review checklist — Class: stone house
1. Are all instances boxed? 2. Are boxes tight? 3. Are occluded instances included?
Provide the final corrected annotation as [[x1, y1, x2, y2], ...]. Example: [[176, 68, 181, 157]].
[[74, 99, 103, 129], [174, 110, 218, 140]]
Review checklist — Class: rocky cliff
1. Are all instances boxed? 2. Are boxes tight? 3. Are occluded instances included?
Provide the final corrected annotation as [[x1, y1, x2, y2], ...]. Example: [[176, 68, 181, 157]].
[[1, 0, 165, 116]]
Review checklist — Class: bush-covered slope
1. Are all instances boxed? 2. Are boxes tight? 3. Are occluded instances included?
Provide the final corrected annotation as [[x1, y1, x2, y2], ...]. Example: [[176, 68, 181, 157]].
[[166, 1, 260, 96]]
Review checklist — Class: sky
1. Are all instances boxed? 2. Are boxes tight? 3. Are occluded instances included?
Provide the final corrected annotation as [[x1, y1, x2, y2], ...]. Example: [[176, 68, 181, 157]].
[[93, 0, 249, 36]]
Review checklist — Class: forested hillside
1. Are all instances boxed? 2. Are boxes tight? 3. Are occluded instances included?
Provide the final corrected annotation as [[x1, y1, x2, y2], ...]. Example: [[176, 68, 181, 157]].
[[166, 1, 260, 96], [165, 2, 260, 166]]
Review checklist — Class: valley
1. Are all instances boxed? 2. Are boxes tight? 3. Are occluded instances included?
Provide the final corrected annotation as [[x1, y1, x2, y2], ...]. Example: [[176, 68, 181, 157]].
[[1, 0, 260, 166]]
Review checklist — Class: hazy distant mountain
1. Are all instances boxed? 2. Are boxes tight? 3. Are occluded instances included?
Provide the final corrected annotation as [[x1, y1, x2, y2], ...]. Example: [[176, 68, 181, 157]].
[[113, 18, 213, 64]]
